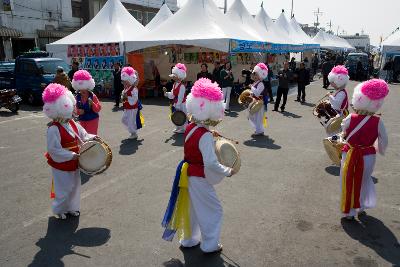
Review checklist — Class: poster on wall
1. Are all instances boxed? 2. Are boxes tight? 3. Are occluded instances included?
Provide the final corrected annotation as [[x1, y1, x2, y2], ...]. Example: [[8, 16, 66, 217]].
[[67, 43, 123, 97]]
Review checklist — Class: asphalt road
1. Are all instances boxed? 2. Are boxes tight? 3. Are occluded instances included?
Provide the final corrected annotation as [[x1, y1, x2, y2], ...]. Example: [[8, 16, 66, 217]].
[[0, 79, 399, 267]]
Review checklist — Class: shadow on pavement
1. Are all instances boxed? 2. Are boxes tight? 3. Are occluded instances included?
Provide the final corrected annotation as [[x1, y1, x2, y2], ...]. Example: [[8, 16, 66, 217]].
[[224, 110, 239, 118], [165, 133, 184, 147], [119, 138, 143, 155], [243, 135, 281, 150], [325, 166, 340, 176], [372, 176, 379, 184], [281, 111, 302, 119], [29, 217, 110, 267], [163, 246, 241, 267], [0, 110, 18, 117], [300, 101, 316, 108], [341, 215, 400, 266], [80, 172, 93, 185]]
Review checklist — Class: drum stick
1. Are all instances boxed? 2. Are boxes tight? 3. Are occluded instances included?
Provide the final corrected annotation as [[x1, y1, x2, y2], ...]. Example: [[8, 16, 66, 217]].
[[80, 144, 96, 155], [214, 132, 239, 144]]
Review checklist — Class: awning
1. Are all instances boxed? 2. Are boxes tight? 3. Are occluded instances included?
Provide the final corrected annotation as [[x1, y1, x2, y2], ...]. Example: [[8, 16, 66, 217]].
[[0, 26, 23, 37], [37, 30, 73, 38]]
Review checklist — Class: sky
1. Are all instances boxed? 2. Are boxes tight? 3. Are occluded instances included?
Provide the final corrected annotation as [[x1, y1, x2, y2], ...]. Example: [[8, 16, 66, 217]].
[[176, 0, 400, 46]]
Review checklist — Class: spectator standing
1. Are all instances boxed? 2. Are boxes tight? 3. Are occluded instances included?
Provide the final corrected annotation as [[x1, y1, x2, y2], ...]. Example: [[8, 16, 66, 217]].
[[212, 61, 222, 84], [356, 58, 364, 81], [196, 63, 213, 80], [294, 62, 309, 103], [68, 62, 79, 81], [322, 58, 334, 89], [263, 63, 274, 103], [289, 57, 296, 72], [383, 57, 393, 83], [220, 61, 234, 111], [113, 62, 123, 108], [273, 62, 292, 112], [53, 67, 73, 92], [312, 53, 319, 76]]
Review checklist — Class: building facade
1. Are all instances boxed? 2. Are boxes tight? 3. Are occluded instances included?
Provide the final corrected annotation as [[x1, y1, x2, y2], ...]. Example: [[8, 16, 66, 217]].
[[340, 33, 370, 53], [0, 0, 82, 60], [82, 0, 178, 25]]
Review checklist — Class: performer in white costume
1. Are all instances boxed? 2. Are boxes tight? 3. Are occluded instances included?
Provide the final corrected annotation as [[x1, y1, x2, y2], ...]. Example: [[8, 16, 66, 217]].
[[339, 79, 388, 220], [43, 83, 95, 219], [327, 65, 349, 116], [121, 66, 144, 139], [161, 78, 236, 254], [164, 63, 187, 133], [249, 63, 269, 136]]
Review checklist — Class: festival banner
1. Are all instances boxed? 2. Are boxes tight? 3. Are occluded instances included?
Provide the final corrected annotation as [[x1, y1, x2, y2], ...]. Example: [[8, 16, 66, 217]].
[[229, 39, 317, 53]]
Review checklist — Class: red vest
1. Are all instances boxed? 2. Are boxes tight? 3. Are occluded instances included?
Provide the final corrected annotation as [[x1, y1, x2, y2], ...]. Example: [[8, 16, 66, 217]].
[[173, 83, 186, 104], [343, 114, 379, 155], [334, 89, 349, 111], [45, 120, 80, 171], [123, 86, 138, 109], [184, 123, 209, 178]]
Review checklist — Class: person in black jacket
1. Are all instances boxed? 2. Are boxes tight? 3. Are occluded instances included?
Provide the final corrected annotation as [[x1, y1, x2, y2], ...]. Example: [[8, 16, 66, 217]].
[[196, 63, 213, 80], [263, 63, 274, 103], [294, 62, 309, 103], [212, 61, 222, 84], [322, 58, 334, 89], [112, 62, 123, 107]]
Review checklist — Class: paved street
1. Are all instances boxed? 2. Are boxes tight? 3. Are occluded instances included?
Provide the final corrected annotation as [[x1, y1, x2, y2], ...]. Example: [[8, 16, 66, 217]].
[[0, 80, 399, 267]]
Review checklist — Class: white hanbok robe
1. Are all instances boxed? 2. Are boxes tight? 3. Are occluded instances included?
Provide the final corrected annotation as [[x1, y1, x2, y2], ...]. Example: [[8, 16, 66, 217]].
[[249, 81, 265, 134], [340, 116, 388, 216], [47, 121, 94, 215], [180, 128, 231, 253], [165, 82, 187, 132], [329, 90, 347, 116], [121, 87, 138, 134]]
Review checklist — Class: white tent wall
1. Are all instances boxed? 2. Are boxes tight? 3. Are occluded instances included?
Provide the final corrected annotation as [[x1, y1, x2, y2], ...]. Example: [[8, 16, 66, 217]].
[[312, 30, 355, 52], [145, 3, 173, 31], [125, 0, 262, 53], [381, 30, 400, 54]]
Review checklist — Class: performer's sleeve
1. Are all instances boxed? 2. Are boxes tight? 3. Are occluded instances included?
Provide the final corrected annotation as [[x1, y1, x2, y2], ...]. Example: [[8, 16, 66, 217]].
[[76, 122, 96, 141], [251, 82, 264, 97], [341, 114, 351, 133], [127, 88, 138, 106], [177, 85, 186, 105], [47, 126, 75, 162], [329, 91, 345, 111], [91, 94, 102, 113], [376, 119, 388, 155], [199, 132, 231, 176]]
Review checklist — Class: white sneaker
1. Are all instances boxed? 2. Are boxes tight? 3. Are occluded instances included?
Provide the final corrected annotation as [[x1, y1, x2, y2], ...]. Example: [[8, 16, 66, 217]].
[[129, 133, 138, 139]]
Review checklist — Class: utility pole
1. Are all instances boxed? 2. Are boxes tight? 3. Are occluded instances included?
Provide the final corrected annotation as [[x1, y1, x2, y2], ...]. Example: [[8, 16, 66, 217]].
[[327, 20, 333, 33], [290, 0, 294, 19], [224, 0, 227, 14], [313, 8, 323, 28]]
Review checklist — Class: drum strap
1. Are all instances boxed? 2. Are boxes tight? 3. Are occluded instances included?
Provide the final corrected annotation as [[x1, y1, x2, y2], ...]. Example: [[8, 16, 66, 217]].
[[184, 126, 199, 143], [345, 116, 371, 143]]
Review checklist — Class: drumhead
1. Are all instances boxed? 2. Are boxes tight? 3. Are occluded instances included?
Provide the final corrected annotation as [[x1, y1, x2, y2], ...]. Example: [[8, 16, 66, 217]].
[[326, 117, 343, 135], [249, 100, 264, 115], [79, 141, 108, 174], [215, 138, 241, 173], [323, 138, 342, 166], [171, 111, 187, 126]]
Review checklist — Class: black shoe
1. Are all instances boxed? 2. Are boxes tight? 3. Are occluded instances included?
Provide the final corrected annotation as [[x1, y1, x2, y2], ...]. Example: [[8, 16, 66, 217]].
[[272, 109, 278, 112], [295, 98, 300, 102], [301, 99, 305, 103], [280, 108, 285, 112]]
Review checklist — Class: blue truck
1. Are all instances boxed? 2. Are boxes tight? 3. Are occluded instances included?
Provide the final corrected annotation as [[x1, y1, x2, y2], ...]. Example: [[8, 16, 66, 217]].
[[0, 51, 70, 105]]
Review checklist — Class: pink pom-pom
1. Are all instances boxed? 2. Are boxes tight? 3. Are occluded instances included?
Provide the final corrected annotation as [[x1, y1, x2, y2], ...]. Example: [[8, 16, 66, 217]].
[[191, 78, 223, 102], [256, 63, 268, 71], [331, 65, 348, 75], [175, 63, 187, 72], [122, 66, 135, 76], [42, 83, 67, 103], [73, 70, 92, 81], [360, 79, 389, 100]]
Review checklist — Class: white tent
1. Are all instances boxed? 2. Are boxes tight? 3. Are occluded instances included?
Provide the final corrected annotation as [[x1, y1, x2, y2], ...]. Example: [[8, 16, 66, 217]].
[[289, 17, 319, 49], [272, 12, 301, 46], [125, 0, 262, 53], [47, 0, 146, 61], [312, 30, 355, 51], [381, 30, 400, 54], [145, 3, 173, 31], [254, 6, 274, 31]]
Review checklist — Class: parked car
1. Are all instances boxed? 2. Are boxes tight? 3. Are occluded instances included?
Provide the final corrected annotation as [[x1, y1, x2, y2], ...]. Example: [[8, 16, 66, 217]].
[[345, 52, 369, 80], [14, 51, 70, 104], [392, 55, 400, 82], [0, 62, 16, 89]]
